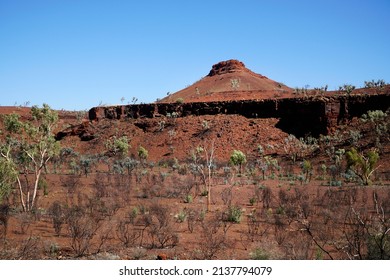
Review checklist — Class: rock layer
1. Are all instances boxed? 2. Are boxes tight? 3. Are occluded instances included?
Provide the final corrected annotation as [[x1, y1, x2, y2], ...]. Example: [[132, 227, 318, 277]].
[[208, 59, 256, 76], [89, 92, 390, 138]]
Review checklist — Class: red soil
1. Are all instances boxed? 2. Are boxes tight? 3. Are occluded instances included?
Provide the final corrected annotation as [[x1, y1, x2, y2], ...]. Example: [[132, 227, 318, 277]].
[[159, 59, 294, 103]]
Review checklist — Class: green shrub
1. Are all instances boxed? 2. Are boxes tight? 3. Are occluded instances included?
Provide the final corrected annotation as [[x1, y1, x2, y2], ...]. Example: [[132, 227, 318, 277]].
[[230, 150, 246, 174], [338, 84, 355, 94], [367, 233, 390, 259], [361, 110, 387, 124], [184, 194, 193, 203], [176, 98, 184, 104], [250, 248, 270, 260], [224, 205, 242, 223], [276, 206, 285, 215], [0, 158, 17, 203], [105, 136, 129, 157], [176, 210, 187, 223], [364, 79, 386, 89], [329, 180, 342, 187], [129, 207, 139, 224], [346, 147, 379, 185], [138, 146, 149, 161]]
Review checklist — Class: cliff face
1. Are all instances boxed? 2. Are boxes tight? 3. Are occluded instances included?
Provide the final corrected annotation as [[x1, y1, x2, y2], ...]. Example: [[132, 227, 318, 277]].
[[207, 59, 264, 77], [89, 93, 390, 138]]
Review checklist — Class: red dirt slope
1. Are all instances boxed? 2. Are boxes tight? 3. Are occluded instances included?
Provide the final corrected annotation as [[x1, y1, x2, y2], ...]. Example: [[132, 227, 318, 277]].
[[159, 59, 293, 103]]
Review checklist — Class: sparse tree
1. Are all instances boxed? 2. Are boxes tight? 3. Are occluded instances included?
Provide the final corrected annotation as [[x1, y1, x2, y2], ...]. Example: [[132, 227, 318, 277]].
[[122, 157, 139, 176], [49, 201, 65, 236], [339, 84, 356, 95], [230, 150, 246, 175], [192, 141, 216, 212], [302, 160, 313, 183], [79, 155, 96, 177], [0, 104, 60, 211], [364, 79, 386, 90]]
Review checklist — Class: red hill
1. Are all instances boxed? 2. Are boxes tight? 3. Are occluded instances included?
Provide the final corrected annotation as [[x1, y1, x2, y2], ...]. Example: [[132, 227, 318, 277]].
[[159, 59, 293, 103]]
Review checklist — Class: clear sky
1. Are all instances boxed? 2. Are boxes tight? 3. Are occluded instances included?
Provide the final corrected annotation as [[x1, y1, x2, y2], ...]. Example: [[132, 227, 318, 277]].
[[1, 0, 389, 110]]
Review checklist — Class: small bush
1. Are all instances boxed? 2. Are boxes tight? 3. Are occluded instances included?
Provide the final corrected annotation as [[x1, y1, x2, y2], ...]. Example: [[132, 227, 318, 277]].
[[338, 84, 355, 94], [329, 180, 342, 187], [175, 98, 184, 104], [176, 210, 187, 223], [184, 194, 193, 203], [0, 204, 10, 240], [105, 136, 129, 158], [224, 205, 242, 223], [49, 201, 65, 236], [346, 147, 379, 185], [202, 120, 209, 129], [138, 146, 148, 161], [364, 79, 386, 89], [199, 209, 206, 221], [131, 248, 147, 260], [43, 241, 60, 258], [276, 206, 285, 215], [129, 207, 139, 224], [18, 212, 33, 234], [250, 248, 270, 260], [38, 177, 49, 196]]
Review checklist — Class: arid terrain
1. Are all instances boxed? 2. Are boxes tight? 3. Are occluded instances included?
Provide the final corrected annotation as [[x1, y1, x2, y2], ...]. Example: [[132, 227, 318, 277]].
[[1, 60, 390, 260]]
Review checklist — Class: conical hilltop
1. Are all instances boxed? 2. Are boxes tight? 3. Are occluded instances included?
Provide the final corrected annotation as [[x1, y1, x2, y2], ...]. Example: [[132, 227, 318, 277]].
[[159, 59, 293, 103]]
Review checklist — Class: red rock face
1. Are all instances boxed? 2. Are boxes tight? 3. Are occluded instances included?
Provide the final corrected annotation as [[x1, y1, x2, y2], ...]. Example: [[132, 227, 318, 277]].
[[87, 92, 390, 138], [55, 121, 95, 141], [208, 59, 249, 76]]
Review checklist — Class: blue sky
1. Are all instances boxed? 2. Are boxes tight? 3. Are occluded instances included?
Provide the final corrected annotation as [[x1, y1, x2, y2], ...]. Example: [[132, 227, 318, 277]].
[[1, 0, 389, 110]]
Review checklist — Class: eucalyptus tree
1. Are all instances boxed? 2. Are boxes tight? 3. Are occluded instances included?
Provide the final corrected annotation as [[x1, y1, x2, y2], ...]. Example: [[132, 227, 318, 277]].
[[0, 104, 60, 211]]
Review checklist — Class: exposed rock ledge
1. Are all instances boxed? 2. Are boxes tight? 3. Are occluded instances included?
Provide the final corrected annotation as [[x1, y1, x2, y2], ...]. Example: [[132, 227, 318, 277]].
[[88, 93, 390, 138]]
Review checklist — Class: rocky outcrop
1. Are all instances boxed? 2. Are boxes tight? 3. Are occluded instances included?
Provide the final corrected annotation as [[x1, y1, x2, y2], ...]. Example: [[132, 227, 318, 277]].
[[55, 121, 95, 141], [208, 59, 262, 77], [89, 92, 390, 138]]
